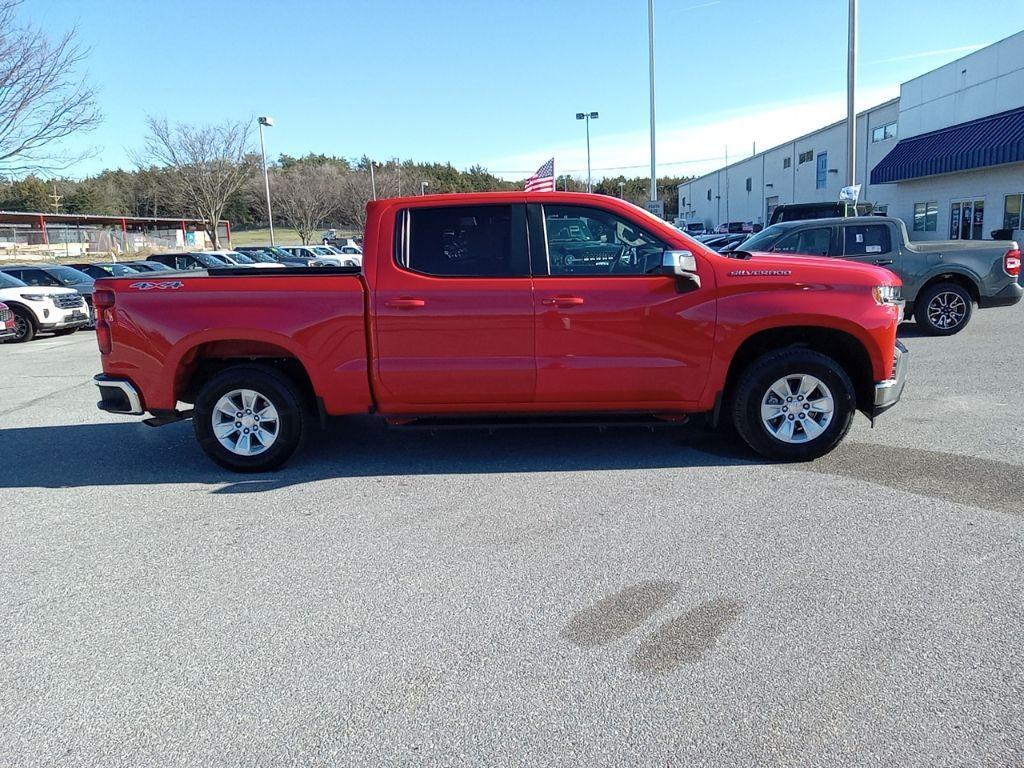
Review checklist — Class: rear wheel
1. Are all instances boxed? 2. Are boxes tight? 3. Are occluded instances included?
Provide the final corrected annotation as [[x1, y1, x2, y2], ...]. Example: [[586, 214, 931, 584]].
[[193, 365, 306, 472], [914, 281, 973, 335], [732, 348, 855, 461], [9, 308, 36, 343]]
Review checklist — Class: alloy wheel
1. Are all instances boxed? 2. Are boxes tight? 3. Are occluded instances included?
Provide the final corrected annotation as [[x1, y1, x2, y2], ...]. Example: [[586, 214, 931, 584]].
[[212, 388, 280, 456], [926, 291, 968, 330], [760, 374, 834, 444]]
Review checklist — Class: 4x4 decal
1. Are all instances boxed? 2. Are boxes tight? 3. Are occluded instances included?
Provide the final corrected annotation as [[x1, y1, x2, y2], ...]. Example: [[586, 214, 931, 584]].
[[129, 281, 185, 290]]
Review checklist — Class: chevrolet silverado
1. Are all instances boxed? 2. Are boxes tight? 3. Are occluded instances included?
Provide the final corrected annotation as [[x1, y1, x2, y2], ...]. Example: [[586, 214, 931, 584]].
[[91, 192, 908, 471]]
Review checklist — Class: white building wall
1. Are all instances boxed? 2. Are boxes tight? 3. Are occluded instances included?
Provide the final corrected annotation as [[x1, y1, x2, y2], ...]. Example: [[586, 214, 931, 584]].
[[899, 30, 1024, 138]]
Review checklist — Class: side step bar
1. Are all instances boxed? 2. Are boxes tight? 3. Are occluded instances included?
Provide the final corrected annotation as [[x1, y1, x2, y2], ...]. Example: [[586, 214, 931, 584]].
[[384, 413, 689, 432]]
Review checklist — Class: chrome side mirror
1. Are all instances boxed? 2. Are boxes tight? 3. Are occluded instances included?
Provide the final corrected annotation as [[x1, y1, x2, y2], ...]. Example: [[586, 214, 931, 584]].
[[662, 250, 701, 287]]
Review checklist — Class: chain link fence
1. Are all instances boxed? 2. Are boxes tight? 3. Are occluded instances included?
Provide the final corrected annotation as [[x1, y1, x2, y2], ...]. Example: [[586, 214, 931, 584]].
[[0, 221, 229, 261]]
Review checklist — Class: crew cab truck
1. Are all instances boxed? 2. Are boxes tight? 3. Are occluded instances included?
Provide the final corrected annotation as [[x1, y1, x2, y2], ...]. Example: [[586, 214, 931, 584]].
[[740, 216, 1021, 335], [91, 192, 908, 471]]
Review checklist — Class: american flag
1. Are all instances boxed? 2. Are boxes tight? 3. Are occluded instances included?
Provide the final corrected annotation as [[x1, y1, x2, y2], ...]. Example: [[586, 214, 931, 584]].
[[524, 158, 555, 192]]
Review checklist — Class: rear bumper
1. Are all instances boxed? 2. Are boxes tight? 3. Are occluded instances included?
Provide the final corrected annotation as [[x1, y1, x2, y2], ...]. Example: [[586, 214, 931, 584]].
[[977, 281, 1023, 309], [94, 374, 144, 415], [872, 341, 909, 417]]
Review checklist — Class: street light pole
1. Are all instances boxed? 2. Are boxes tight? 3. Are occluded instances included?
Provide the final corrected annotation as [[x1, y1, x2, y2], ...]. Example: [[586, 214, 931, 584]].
[[846, 0, 858, 189], [421, 181, 429, 195], [369, 161, 377, 201], [618, 181, 625, 198], [257, 116, 276, 246], [648, 0, 657, 203], [576, 111, 599, 193]]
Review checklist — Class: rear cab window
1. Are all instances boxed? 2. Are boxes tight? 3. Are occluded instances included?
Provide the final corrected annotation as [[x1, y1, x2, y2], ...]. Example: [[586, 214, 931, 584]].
[[843, 224, 892, 256], [397, 204, 528, 277]]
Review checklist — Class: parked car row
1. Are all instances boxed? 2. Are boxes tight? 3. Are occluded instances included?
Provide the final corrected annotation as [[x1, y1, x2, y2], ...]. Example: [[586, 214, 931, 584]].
[[1, 244, 364, 344]]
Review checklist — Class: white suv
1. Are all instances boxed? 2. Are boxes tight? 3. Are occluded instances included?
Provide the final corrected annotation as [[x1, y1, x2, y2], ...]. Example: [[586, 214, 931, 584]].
[[0, 271, 91, 342]]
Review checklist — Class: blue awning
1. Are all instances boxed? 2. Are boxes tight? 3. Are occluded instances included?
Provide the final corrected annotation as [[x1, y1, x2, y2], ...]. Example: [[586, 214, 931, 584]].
[[870, 105, 1024, 184]]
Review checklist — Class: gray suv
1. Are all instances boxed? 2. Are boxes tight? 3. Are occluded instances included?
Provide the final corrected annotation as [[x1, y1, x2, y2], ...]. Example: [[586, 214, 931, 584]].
[[738, 216, 1021, 335]]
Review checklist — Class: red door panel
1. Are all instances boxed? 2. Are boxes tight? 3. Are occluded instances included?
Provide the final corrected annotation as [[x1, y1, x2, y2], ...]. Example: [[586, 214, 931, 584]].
[[372, 203, 536, 407], [534, 276, 716, 405]]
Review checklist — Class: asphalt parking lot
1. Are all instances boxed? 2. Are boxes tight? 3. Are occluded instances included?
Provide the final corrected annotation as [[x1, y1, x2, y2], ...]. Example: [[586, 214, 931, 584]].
[[2, 308, 1023, 767]]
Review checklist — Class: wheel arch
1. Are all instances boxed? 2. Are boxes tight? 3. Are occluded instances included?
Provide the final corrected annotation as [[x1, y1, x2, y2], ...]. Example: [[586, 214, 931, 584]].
[[915, 269, 981, 305], [173, 339, 317, 409], [718, 325, 875, 421]]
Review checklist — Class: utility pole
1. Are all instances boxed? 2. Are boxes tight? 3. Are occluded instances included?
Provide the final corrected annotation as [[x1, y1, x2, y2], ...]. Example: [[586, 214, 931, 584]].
[[49, 181, 62, 214], [647, 0, 657, 202], [846, 0, 858, 188], [369, 161, 377, 201]]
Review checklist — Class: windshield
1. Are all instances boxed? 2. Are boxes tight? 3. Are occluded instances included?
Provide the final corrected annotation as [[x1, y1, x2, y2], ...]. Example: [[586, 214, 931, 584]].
[[247, 250, 277, 263], [313, 247, 334, 256], [106, 263, 142, 276], [0, 272, 27, 288], [195, 253, 229, 268], [226, 252, 255, 264], [269, 247, 294, 259], [735, 226, 785, 252], [48, 266, 94, 285]]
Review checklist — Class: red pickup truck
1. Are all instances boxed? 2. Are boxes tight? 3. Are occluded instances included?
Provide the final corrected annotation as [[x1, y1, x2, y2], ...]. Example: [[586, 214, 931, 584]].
[[92, 192, 907, 471]]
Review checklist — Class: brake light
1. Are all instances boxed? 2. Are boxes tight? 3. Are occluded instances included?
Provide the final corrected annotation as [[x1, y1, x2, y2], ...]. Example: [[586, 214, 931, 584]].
[[94, 289, 115, 354], [1005, 248, 1021, 278]]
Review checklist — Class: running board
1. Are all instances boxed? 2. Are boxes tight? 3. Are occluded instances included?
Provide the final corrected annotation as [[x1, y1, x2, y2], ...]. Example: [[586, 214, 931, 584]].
[[384, 413, 688, 432], [142, 409, 194, 427]]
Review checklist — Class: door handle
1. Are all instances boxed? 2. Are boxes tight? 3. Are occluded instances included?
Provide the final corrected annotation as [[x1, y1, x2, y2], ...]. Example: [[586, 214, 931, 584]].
[[385, 298, 426, 309], [541, 296, 585, 307], [873, 259, 894, 266]]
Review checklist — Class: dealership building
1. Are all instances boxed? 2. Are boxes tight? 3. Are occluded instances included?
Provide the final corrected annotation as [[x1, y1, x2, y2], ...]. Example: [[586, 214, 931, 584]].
[[677, 30, 1024, 242]]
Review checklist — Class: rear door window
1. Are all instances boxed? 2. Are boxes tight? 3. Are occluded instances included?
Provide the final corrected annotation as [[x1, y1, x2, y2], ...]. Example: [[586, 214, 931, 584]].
[[770, 227, 832, 256], [843, 224, 892, 256], [400, 205, 527, 277]]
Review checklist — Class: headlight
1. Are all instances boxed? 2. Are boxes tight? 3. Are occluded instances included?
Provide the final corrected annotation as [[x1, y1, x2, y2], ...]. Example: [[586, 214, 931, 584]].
[[872, 285, 902, 305], [19, 293, 48, 302]]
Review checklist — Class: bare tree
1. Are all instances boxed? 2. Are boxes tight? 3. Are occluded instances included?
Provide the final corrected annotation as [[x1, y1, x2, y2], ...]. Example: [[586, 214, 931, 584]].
[[335, 170, 375, 232], [0, 1, 100, 175], [263, 163, 341, 245], [135, 116, 255, 248]]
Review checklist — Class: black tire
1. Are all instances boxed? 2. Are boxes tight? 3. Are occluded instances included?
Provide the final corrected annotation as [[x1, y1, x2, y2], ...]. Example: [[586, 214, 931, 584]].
[[193, 365, 306, 472], [51, 328, 78, 336], [731, 348, 855, 461], [914, 281, 973, 336], [9, 307, 36, 343]]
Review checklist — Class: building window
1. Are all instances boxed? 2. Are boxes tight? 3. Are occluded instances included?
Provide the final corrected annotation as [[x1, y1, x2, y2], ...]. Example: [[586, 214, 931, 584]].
[[871, 122, 897, 143], [798, 150, 814, 164], [707, 189, 712, 201], [913, 201, 938, 232], [745, 177, 752, 192], [1004, 194, 1022, 230], [783, 157, 791, 169], [815, 152, 828, 189], [680, 196, 686, 207]]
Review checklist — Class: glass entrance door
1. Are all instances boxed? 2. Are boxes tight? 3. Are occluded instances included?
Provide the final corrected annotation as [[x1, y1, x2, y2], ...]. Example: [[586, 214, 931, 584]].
[[950, 199, 985, 239]]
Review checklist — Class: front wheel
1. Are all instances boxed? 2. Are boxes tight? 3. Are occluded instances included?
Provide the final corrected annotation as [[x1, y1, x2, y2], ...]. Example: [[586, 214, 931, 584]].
[[9, 308, 36, 343], [193, 365, 306, 472], [51, 328, 79, 336], [914, 282, 973, 335], [731, 348, 855, 461]]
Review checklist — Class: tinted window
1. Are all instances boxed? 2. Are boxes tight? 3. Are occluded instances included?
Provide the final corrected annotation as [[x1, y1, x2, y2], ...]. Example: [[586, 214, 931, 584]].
[[843, 224, 891, 256], [543, 204, 667, 276], [771, 227, 831, 256], [0, 272, 27, 288], [12, 269, 57, 286], [402, 205, 523, 277]]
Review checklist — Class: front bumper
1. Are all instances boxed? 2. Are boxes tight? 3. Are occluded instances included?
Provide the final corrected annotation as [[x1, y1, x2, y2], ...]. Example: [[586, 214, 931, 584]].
[[94, 374, 144, 415], [39, 309, 91, 331], [977, 280, 1023, 309], [872, 341, 909, 417]]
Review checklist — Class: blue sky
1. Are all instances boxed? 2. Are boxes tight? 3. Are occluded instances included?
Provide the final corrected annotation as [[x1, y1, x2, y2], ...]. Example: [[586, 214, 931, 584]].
[[21, 0, 1024, 181]]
